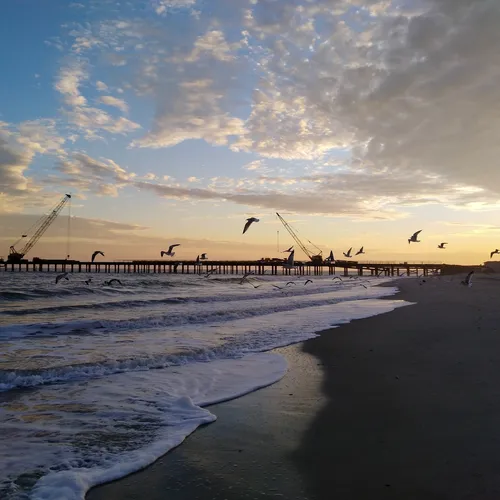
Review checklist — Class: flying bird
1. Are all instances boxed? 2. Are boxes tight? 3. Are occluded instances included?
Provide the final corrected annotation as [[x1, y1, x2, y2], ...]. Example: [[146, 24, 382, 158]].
[[105, 279, 122, 286], [161, 244, 180, 257], [490, 249, 500, 259], [286, 281, 296, 286], [83, 278, 92, 286], [195, 255, 200, 265], [343, 247, 352, 258], [239, 272, 254, 285], [355, 247, 365, 256], [304, 279, 313, 285], [283, 246, 294, 253], [461, 271, 474, 288], [55, 272, 69, 284], [408, 230, 422, 244], [283, 250, 295, 269], [200, 253, 208, 260], [437, 242, 448, 249], [242, 217, 260, 234], [91, 250, 105, 262], [332, 276, 343, 282]]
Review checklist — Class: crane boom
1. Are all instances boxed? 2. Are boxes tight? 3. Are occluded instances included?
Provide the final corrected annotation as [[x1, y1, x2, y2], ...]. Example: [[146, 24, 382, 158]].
[[275, 212, 323, 263], [8, 194, 71, 262]]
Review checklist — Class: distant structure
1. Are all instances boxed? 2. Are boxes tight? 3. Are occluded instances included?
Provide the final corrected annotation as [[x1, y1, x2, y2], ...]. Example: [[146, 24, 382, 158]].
[[483, 261, 500, 273]]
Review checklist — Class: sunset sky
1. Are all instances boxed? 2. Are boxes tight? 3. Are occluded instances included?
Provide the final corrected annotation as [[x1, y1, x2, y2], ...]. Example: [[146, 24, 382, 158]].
[[1, 0, 500, 264]]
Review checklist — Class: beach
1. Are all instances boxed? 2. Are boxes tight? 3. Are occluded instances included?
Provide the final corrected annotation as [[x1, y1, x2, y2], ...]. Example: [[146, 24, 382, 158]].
[[88, 273, 500, 500]]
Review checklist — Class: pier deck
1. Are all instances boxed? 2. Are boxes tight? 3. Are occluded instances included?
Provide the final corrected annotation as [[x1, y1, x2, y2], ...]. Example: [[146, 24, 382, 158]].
[[0, 260, 444, 277]]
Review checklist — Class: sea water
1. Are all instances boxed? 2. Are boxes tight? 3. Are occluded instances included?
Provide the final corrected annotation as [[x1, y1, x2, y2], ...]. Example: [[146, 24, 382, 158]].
[[0, 272, 409, 499]]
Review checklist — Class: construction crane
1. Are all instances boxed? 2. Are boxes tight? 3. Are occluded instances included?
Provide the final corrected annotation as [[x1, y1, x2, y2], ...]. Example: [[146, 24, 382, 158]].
[[276, 212, 323, 264], [8, 194, 71, 263]]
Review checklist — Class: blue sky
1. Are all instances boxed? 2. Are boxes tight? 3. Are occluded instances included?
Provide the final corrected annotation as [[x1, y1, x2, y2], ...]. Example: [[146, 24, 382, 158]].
[[1, 0, 500, 264]]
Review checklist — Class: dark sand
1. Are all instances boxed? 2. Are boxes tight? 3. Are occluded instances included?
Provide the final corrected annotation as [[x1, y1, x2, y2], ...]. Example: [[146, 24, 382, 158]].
[[88, 275, 500, 500]]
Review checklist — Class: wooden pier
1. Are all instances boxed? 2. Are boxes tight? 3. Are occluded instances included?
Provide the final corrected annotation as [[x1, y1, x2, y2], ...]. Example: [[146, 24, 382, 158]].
[[0, 259, 444, 277]]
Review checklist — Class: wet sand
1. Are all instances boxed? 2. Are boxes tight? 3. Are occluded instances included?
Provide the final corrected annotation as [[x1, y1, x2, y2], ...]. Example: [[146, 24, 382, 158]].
[[88, 273, 500, 500]]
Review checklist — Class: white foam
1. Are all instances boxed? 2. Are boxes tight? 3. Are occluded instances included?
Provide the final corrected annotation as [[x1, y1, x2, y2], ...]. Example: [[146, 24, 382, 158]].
[[2, 354, 287, 500]]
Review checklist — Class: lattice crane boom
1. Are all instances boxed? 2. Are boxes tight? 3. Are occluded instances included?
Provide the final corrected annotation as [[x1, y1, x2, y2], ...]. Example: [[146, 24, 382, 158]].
[[275, 212, 323, 263], [8, 194, 71, 262]]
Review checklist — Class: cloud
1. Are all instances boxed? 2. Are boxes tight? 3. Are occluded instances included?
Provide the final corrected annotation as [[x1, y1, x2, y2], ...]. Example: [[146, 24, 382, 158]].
[[95, 80, 108, 91], [99, 95, 129, 113], [152, 0, 197, 16]]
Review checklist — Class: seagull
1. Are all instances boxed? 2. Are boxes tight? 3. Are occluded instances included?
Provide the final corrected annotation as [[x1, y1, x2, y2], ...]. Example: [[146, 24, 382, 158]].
[[83, 278, 92, 285], [355, 247, 365, 256], [283, 250, 295, 269], [304, 279, 313, 285], [55, 272, 69, 284], [161, 244, 180, 257], [91, 250, 105, 262], [283, 246, 294, 253], [239, 272, 254, 285], [332, 276, 343, 281], [461, 271, 474, 287], [360, 283, 367, 289], [272, 284, 284, 290], [437, 242, 448, 249], [200, 253, 208, 260], [408, 230, 422, 244], [286, 281, 296, 286], [490, 249, 500, 259], [243, 217, 260, 234], [343, 247, 352, 258], [104, 278, 122, 286]]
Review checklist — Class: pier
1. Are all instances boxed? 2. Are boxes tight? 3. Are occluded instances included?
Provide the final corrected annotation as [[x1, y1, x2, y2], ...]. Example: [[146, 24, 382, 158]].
[[0, 259, 445, 277]]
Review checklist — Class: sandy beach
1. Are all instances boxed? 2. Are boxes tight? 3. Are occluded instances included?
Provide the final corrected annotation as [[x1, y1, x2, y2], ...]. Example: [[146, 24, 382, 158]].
[[87, 273, 500, 500]]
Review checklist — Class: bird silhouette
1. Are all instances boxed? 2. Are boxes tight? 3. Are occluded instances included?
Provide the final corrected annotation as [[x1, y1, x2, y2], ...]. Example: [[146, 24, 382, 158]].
[[490, 249, 500, 259], [55, 272, 69, 284], [91, 250, 105, 262], [343, 247, 352, 258], [355, 247, 365, 256], [283, 246, 294, 253], [408, 230, 422, 244], [243, 217, 260, 234], [438, 242, 448, 249], [461, 271, 474, 287], [161, 244, 180, 257]]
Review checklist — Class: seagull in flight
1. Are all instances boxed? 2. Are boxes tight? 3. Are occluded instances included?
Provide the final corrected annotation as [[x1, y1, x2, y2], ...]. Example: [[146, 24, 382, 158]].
[[239, 272, 254, 284], [104, 278, 122, 286], [332, 276, 343, 282], [283, 246, 294, 253], [490, 249, 500, 259], [408, 230, 422, 244], [355, 247, 365, 256], [83, 278, 92, 285], [200, 253, 208, 260], [461, 271, 474, 288], [343, 247, 352, 258], [91, 250, 105, 262], [243, 217, 260, 234], [161, 244, 180, 257], [195, 255, 200, 265], [282, 250, 296, 269], [304, 279, 313, 285], [55, 272, 69, 284], [286, 281, 296, 286], [437, 242, 448, 249]]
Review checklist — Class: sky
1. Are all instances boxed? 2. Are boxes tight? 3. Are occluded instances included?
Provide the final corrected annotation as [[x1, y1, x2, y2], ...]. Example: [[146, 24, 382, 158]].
[[1, 0, 500, 265]]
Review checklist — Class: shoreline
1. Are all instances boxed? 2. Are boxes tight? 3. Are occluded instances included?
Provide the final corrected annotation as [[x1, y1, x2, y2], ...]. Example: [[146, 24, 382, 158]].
[[89, 273, 500, 500]]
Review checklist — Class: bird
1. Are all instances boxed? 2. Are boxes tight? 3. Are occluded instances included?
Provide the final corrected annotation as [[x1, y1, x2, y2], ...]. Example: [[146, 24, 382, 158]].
[[332, 276, 343, 281], [343, 247, 352, 258], [461, 271, 474, 287], [239, 272, 254, 285], [437, 242, 448, 249], [200, 253, 208, 260], [83, 278, 92, 285], [104, 278, 122, 286], [360, 283, 367, 289], [243, 217, 260, 234], [283, 246, 294, 253], [55, 272, 69, 284], [195, 255, 200, 265], [161, 244, 180, 257], [173, 263, 181, 272], [283, 250, 295, 269], [408, 230, 422, 244], [490, 249, 500, 259], [91, 250, 105, 262], [304, 279, 313, 285], [355, 247, 365, 256], [325, 250, 335, 262], [272, 284, 284, 290], [286, 281, 296, 286]]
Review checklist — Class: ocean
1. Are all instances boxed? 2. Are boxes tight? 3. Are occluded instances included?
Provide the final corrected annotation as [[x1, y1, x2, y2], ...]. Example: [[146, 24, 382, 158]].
[[0, 271, 409, 500]]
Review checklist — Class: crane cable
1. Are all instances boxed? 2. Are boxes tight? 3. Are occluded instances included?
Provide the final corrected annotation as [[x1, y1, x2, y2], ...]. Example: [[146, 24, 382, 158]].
[[66, 195, 71, 259]]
